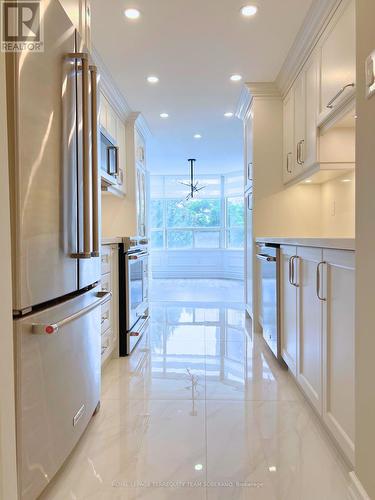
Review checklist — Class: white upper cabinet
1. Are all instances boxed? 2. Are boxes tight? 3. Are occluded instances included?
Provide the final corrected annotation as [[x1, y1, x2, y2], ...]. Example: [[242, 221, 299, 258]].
[[99, 92, 126, 197], [319, 0, 356, 123], [293, 71, 306, 176], [283, 90, 295, 183], [304, 54, 319, 168], [245, 112, 253, 192], [282, 0, 355, 186]]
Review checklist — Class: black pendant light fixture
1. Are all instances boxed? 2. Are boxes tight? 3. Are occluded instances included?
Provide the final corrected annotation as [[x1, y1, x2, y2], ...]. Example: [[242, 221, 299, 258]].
[[178, 159, 206, 201]]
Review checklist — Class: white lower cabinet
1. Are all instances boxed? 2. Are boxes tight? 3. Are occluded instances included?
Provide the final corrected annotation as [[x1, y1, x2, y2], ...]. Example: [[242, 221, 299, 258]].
[[296, 246, 323, 415], [100, 244, 119, 365], [280, 245, 298, 376], [322, 249, 355, 465], [281, 245, 355, 465]]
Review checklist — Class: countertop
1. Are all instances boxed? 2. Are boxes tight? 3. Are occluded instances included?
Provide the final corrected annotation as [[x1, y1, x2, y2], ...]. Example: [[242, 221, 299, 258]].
[[256, 237, 355, 251], [101, 237, 123, 245]]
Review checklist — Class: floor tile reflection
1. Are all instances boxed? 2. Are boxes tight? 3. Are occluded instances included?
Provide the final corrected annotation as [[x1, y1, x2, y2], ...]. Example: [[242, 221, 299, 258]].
[[41, 280, 350, 500]]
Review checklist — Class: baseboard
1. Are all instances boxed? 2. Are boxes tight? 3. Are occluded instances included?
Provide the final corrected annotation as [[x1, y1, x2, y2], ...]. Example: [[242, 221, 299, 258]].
[[151, 270, 244, 280], [348, 472, 371, 500]]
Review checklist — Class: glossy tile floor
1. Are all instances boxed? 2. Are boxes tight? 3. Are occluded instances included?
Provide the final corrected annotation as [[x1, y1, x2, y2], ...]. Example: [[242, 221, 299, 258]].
[[41, 279, 351, 499]]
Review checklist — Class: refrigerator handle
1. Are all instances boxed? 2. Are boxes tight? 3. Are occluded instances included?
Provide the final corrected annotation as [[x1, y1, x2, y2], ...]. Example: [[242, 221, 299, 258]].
[[66, 52, 92, 259], [32, 292, 111, 335], [90, 64, 100, 258]]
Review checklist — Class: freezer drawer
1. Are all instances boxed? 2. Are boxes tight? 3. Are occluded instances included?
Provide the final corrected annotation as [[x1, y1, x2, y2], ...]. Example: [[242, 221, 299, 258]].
[[14, 286, 110, 500]]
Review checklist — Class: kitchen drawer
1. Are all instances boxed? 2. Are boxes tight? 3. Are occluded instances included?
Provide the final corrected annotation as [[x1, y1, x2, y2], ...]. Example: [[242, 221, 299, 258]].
[[101, 299, 111, 335], [101, 328, 116, 362], [101, 246, 111, 275], [101, 272, 112, 293]]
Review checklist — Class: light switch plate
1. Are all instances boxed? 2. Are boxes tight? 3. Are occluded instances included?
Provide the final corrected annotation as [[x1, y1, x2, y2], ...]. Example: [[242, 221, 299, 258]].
[[365, 50, 375, 99]]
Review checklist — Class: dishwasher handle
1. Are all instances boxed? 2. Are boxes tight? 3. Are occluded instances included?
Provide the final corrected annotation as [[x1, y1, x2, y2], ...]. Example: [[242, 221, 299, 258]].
[[256, 253, 277, 263]]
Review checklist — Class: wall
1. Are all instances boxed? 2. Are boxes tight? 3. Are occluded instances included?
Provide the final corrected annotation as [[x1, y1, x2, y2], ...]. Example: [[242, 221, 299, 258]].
[[321, 170, 355, 237], [0, 52, 18, 500], [354, 0, 375, 498], [101, 191, 137, 238], [151, 250, 244, 280]]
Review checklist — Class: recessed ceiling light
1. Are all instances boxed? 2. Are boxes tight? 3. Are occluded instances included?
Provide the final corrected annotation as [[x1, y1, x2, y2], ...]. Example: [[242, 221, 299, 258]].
[[224, 112, 234, 118], [147, 76, 159, 84], [241, 5, 258, 17], [194, 134, 202, 139], [269, 466, 277, 472], [194, 464, 203, 471], [304, 179, 312, 183], [341, 178, 351, 183], [160, 113, 169, 119], [230, 74, 242, 82], [124, 8, 140, 19]]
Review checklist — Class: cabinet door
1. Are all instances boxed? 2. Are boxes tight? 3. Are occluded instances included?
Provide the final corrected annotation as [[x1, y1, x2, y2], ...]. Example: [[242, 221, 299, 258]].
[[245, 191, 253, 317], [283, 90, 294, 183], [297, 247, 323, 414], [304, 54, 318, 169], [322, 249, 355, 465], [280, 246, 298, 376], [294, 72, 306, 175], [116, 120, 126, 195], [136, 167, 147, 237], [245, 113, 253, 191], [106, 106, 118, 142], [99, 92, 108, 130], [319, 0, 356, 120]]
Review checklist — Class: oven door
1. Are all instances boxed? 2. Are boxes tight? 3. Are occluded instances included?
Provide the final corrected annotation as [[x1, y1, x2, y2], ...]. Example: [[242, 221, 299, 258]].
[[126, 252, 149, 331]]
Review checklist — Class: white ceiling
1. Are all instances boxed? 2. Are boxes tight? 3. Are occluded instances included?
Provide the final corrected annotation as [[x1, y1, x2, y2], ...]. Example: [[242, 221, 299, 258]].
[[90, 0, 314, 174]]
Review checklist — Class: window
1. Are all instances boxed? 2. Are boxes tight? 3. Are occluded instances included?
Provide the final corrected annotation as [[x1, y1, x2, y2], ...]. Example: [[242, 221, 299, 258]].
[[150, 173, 244, 250], [226, 197, 245, 249]]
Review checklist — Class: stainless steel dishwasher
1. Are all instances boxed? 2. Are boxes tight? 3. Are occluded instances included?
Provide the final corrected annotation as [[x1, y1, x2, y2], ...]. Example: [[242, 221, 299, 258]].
[[256, 243, 282, 360]]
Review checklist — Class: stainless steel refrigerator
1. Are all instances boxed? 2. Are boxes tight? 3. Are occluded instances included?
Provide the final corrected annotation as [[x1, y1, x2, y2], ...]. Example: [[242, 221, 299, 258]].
[[6, 1, 109, 498]]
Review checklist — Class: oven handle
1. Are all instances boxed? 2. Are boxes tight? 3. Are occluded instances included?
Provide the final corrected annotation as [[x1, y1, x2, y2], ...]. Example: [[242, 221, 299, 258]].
[[256, 253, 277, 263], [128, 252, 149, 260]]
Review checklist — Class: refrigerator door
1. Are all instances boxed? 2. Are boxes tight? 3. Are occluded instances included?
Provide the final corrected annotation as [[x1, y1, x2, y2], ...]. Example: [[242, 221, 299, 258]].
[[7, 0, 78, 312], [14, 285, 109, 500], [76, 34, 101, 290]]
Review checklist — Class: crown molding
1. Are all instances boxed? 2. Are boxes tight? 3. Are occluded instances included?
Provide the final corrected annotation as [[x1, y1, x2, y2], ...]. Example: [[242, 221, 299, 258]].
[[236, 82, 280, 120], [126, 112, 152, 141], [276, 0, 342, 97], [348, 472, 371, 500], [91, 46, 152, 140]]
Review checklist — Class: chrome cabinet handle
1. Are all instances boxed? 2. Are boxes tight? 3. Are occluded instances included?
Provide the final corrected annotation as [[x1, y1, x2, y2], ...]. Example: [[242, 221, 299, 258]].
[[289, 257, 293, 285], [326, 83, 355, 109], [247, 162, 253, 181], [286, 152, 292, 173], [291, 256, 299, 287], [32, 292, 112, 335], [90, 65, 100, 258], [316, 262, 326, 301], [297, 141, 304, 165], [67, 52, 92, 259]]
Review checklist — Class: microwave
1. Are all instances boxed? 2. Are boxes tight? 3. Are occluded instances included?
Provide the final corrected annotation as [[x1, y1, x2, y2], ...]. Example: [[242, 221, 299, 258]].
[[100, 130, 120, 184]]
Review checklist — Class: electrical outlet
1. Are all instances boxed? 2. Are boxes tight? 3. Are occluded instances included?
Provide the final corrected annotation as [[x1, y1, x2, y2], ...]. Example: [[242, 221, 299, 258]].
[[365, 50, 375, 99]]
